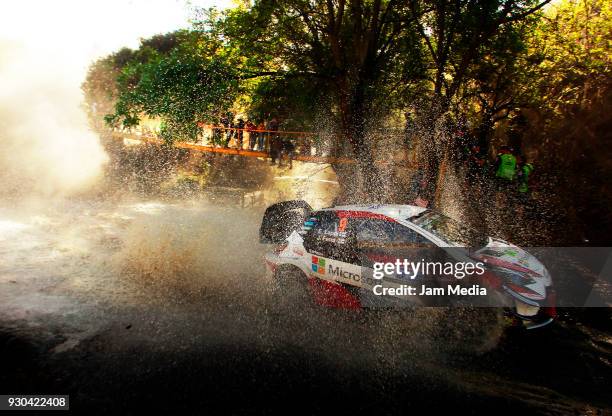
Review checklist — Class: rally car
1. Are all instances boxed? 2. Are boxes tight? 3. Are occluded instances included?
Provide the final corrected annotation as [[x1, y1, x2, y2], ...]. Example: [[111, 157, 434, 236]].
[[260, 201, 556, 329]]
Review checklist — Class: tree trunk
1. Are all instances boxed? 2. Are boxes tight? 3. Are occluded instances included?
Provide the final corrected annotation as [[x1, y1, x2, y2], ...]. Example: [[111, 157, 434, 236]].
[[336, 76, 384, 202], [416, 98, 447, 204]]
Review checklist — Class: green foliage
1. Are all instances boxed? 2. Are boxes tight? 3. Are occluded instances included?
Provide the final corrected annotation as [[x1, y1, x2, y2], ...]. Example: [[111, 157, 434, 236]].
[[529, 0, 611, 114], [247, 76, 326, 128], [82, 55, 120, 129], [462, 0, 611, 136], [86, 0, 610, 158], [104, 30, 243, 142], [81, 0, 611, 241]]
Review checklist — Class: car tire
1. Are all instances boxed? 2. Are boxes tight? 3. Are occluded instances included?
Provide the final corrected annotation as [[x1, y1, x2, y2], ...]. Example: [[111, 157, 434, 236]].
[[272, 266, 313, 307]]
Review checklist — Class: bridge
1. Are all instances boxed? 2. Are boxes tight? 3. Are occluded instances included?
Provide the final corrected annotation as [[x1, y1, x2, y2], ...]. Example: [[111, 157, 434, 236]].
[[111, 124, 419, 167], [109, 128, 446, 206]]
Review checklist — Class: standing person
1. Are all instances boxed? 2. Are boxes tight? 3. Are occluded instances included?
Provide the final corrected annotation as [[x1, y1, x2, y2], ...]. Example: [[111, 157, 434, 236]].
[[268, 117, 281, 165], [453, 117, 473, 164], [517, 161, 534, 194], [404, 110, 417, 150], [281, 136, 295, 169], [494, 145, 518, 209], [212, 116, 223, 147], [224, 113, 235, 148], [228, 118, 236, 147], [515, 160, 535, 225], [246, 120, 256, 150], [301, 134, 312, 156], [508, 113, 527, 153], [256, 120, 266, 151], [466, 145, 486, 184], [235, 118, 245, 149], [410, 168, 429, 208], [220, 114, 230, 147], [495, 145, 517, 181]]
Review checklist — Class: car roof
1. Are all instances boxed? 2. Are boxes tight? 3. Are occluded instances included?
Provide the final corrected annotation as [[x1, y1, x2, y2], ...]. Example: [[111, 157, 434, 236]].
[[319, 204, 427, 221]]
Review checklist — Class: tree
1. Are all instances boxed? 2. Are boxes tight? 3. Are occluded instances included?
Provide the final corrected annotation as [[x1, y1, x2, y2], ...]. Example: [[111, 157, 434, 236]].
[[247, 76, 328, 130], [82, 56, 120, 131], [405, 0, 553, 199], [456, 21, 537, 153], [203, 0, 554, 200], [104, 30, 243, 143], [517, 0, 612, 243], [205, 0, 426, 198], [528, 0, 611, 116]]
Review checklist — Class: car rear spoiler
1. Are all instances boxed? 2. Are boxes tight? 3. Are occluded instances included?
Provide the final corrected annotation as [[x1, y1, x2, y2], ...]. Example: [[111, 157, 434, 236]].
[[259, 200, 312, 244]]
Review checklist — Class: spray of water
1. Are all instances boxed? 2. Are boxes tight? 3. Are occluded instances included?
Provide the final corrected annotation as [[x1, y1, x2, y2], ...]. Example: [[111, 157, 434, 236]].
[[114, 202, 266, 299], [0, 40, 107, 199]]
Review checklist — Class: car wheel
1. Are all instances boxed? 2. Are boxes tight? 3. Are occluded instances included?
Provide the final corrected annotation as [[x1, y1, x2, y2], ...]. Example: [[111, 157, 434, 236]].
[[273, 266, 312, 306]]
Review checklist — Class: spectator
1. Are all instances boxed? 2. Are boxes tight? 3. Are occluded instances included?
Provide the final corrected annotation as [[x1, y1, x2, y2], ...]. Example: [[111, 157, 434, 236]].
[[301, 135, 312, 156], [256, 120, 266, 151], [268, 117, 281, 165], [517, 161, 534, 195], [246, 120, 256, 150], [281, 137, 295, 169], [453, 117, 474, 164], [404, 110, 417, 150], [508, 113, 528, 152], [235, 118, 245, 149], [494, 145, 517, 181], [515, 160, 535, 222], [220, 114, 230, 147], [409, 169, 429, 208], [465, 144, 487, 185], [212, 116, 223, 147], [225, 113, 236, 148], [494, 145, 518, 207]]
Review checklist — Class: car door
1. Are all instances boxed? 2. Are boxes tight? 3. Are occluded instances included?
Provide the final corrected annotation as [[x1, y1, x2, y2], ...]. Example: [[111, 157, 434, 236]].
[[302, 211, 364, 287], [302, 211, 345, 266], [348, 217, 438, 280]]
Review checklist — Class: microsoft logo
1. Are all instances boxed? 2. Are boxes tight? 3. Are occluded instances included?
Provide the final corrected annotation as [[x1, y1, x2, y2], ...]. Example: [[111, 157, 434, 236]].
[[311, 256, 326, 275]]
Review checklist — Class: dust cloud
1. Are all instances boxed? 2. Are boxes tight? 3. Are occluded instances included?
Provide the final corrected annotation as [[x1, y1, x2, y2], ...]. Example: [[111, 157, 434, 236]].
[[0, 41, 107, 199]]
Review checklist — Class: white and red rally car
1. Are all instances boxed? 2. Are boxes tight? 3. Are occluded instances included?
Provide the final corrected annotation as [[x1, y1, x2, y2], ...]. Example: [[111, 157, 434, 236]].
[[260, 201, 556, 329]]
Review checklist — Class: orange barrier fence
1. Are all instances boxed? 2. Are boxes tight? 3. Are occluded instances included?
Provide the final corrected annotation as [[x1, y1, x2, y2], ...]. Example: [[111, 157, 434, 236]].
[[113, 132, 358, 164], [196, 123, 317, 138], [111, 132, 419, 167]]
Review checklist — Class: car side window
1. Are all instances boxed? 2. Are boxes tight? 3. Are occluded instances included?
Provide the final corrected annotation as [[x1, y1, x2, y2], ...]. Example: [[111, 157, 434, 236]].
[[391, 224, 435, 245], [352, 218, 434, 246], [312, 212, 339, 236], [302, 212, 339, 256], [302, 212, 360, 263], [354, 219, 392, 243]]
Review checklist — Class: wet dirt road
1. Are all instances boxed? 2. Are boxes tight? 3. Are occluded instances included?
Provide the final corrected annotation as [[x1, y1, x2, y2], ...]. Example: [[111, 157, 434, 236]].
[[0, 196, 610, 415]]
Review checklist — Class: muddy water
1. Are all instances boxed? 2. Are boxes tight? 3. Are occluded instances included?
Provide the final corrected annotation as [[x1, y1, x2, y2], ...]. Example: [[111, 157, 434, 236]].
[[0, 190, 610, 413], [0, 159, 338, 334], [0, 194, 444, 359], [0, 198, 257, 333]]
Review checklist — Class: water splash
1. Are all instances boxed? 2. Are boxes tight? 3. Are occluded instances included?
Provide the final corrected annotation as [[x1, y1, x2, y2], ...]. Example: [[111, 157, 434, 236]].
[[0, 41, 107, 198]]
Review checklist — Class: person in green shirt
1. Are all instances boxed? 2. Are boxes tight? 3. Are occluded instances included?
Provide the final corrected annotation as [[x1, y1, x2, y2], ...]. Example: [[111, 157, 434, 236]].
[[493, 145, 518, 210], [495, 145, 517, 181], [518, 162, 534, 194]]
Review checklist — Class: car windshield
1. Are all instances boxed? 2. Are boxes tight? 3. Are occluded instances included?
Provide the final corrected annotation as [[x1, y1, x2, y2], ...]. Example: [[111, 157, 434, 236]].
[[409, 211, 488, 248]]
